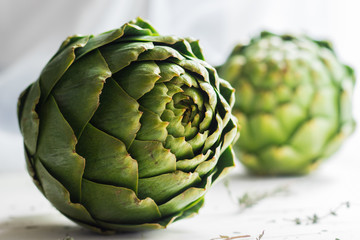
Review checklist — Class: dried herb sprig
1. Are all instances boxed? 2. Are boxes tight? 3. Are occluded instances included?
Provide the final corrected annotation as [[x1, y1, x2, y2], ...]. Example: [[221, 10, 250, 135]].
[[289, 201, 350, 225], [224, 180, 289, 209], [238, 186, 288, 209], [223, 179, 236, 202]]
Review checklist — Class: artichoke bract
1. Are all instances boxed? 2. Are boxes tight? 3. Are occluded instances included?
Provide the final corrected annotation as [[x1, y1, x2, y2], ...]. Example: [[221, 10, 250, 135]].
[[217, 31, 355, 175], [17, 18, 239, 232]]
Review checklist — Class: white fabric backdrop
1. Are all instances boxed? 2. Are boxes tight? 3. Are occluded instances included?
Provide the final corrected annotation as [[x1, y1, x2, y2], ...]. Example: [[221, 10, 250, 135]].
[[1, 0, 359, 171]]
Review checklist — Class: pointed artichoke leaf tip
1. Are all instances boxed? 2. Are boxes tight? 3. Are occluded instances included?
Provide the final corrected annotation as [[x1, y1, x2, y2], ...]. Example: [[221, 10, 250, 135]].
[[185, 37, 205, 61], [129, 17, 159, 35]]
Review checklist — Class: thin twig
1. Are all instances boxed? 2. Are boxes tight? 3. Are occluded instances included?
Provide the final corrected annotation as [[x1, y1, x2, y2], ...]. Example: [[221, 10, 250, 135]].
[[256, 230, 265, 240], [211, 235, 251, 240], [211, 230, 265, 240]]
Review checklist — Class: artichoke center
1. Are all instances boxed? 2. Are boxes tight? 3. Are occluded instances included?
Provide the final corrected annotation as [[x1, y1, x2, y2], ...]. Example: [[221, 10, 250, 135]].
[[172, 89, 201, 126], [182, 104, 197, 125]]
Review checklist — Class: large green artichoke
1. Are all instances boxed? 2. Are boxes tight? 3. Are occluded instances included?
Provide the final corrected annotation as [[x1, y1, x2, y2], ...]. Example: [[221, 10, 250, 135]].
[[17, 18, 238, 232], [217, 31, 355, 175]]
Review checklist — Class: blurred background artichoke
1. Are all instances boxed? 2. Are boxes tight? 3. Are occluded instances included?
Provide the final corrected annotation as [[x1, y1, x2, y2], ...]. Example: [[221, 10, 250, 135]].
[[217, 32, 356, 175]]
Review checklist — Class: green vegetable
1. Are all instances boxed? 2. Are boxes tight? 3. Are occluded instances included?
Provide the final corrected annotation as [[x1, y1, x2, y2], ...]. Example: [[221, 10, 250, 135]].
[[17, 18, 239, 233], [217, 31, 355, 175]]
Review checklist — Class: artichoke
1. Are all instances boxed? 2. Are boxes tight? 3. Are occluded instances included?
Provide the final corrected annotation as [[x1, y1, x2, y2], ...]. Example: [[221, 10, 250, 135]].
[[217, 31, 355, 175], [17, 18, 239, 232]]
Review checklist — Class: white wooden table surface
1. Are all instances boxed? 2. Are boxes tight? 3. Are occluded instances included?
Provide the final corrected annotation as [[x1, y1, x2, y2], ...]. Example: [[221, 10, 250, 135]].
[[1, 131, 359, 240]]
